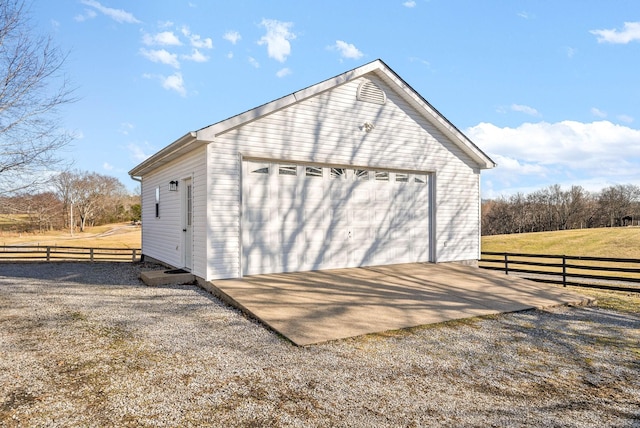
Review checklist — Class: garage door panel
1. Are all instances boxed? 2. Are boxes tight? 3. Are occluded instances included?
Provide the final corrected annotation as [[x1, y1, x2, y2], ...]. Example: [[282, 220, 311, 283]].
[[243, 160, 431, 275], [375, 189, 391, 201]]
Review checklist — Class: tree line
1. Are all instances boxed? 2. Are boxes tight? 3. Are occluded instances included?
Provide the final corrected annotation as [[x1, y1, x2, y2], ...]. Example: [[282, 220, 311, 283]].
[[0, 170, 140, 233], [482, 184, 640, 236]]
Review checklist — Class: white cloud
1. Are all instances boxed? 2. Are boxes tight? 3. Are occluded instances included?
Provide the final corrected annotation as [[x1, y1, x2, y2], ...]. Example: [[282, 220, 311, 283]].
[[403, 1, 416, 8], [566, 46, 576, 58], [182, 49, 208, 63], [74, 9, 97, 22], [119, 122, 134, 135], [127, 143, 152, 162], [330, 40, 364, 60], [511, 104, 540, 117], [162, 72, 186, 97], [618, 114, 634, 124], [258, 19, 296, 62], [79, 0, 140, 24], [140, 48, 180, 68], [276, 67, 291, 78], [409, 56, 430, 67], [103, 162, 114, 171], [158, 20, 174, 29], [590, 21, 640, 44], [142, 72, 186, 96], [468, 120, 640, 170], [470, 120, 640, 197], [227, 51, 234, 59], [517, 11, 530, 19], [142, 31, 182, 46], [223, 31, 241, 45], [180, 26, 213, 49], [190, 34, 213, 49], [591, 107, 607, 118], [248, 56, 260, 68]]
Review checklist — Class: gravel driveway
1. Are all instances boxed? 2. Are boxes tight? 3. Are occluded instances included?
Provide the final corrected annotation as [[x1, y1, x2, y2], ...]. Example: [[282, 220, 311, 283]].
[[1, 262, 639, 427]]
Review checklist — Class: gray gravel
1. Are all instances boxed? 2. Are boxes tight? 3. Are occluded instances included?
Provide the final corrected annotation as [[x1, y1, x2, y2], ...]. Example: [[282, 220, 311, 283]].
[[1, 262, 639, 427]]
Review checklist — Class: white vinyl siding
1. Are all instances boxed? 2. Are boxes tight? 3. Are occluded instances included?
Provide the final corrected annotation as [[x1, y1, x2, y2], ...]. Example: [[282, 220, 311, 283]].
[[141, 146, 207, 277], [203, 74, 480, 279]]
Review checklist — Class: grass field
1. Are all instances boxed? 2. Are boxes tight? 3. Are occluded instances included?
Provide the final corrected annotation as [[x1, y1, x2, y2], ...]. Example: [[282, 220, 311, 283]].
[[0, 223, 141, 248], [482, 227, 640, 259], [482, 227, 640, 309]]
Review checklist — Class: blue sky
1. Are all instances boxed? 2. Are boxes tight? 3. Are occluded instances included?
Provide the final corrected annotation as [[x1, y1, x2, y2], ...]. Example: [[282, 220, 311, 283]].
[[33, 0, 640, 198]]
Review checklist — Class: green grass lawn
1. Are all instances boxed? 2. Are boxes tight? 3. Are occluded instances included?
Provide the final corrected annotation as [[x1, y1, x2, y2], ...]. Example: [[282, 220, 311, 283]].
[[482, 227, 640, 259], [482, 227, 640, 312]]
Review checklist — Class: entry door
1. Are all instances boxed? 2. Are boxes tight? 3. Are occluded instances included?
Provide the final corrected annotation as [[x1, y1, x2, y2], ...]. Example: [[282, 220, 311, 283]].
[[182, 178, 193, 271]]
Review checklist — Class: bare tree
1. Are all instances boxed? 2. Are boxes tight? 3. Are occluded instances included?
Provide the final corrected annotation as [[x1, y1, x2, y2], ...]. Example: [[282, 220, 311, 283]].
[[0, 0, 75, 194]]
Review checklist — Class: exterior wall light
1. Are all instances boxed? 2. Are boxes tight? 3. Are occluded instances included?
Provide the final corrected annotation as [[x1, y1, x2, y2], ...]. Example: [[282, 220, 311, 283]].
[[169, 180, 179, 191], [361, 121, 375, 132]]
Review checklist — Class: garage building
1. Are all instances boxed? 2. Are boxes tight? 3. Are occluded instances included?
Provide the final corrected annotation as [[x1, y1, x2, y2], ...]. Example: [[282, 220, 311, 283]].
[[129, 59, 496, 281]]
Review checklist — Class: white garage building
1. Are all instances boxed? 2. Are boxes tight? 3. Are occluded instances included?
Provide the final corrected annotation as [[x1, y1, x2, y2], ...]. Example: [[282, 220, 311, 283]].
[[129, 59, 495, 281]]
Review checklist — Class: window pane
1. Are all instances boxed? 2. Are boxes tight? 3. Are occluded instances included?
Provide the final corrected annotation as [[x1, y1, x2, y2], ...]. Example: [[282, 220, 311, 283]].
[[251, 166, 269, 174], [414, 174, 426, 184], [330, 168, 346, 179], [355, 169, 369, 180], [396, 173, 409, 182], [306, 166, 323, 177], [375, 171, 389, 181], [279, 165, 297, 176]]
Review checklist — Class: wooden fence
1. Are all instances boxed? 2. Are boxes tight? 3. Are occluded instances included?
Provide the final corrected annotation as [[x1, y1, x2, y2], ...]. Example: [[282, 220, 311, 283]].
[[0, 245, 141, 263], [480, 251, 640, 292]]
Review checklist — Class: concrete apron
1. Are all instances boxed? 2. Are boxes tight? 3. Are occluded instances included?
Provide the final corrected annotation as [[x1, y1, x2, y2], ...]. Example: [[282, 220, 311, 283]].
[[209, 263, 594, 346]]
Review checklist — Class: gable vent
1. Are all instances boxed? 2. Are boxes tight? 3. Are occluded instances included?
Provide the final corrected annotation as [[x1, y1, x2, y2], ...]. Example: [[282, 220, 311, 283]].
[[356, 80, 386, 105]]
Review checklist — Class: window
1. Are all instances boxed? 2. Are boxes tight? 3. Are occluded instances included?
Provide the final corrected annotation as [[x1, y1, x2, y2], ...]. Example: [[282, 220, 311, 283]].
[[396, 173, 409, 182], [186, 184, 192, 226], [375, 171, 389, 181], [279, 165, 297, 176], [251, 166, 269, 174], [306, 166, 322, 177], [354, 169, 369, 180], [155, 187, 160, 218], [330, 168, 346, 179], [414, 175, 427, 184]]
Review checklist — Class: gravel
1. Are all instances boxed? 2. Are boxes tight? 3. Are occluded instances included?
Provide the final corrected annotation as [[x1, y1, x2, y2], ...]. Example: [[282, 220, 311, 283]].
[[1, 262, 639, 427]]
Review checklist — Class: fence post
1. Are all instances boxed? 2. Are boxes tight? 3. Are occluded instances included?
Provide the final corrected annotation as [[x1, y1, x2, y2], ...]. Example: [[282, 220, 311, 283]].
[[90, 248, 94, 262], [504, 253, 509, 275], [562, 255, 567, 287], [46, 246, 51, 261], [132, 249, 137, 262]]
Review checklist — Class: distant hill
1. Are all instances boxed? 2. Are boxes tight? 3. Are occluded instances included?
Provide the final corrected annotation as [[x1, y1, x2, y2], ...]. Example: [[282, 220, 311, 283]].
[[482, 227, 640, 259]]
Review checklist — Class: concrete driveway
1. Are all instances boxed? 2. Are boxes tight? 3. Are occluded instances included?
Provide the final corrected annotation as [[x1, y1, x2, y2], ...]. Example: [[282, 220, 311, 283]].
[[208, 263, 593, 346]]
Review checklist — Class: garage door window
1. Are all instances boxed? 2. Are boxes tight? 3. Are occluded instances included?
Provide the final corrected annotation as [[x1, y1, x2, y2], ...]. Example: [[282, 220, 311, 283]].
[[279, 165, 297, 176], [375, 171, 389, 181], [396, 173, 409, 182], [355, 169, 369, 180], [306, 166, 323, 177], [331, 168, 346, 179], [414, 174, 426, 184], [251, 166, 269, 174]]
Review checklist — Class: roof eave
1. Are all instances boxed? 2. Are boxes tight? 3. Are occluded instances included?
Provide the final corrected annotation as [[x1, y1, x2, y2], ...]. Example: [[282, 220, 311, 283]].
[[128, 131, 199, 178]]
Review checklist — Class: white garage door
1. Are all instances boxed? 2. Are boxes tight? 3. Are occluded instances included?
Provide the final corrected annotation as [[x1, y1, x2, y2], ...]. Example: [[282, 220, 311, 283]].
[[242, 161, 431, 275]]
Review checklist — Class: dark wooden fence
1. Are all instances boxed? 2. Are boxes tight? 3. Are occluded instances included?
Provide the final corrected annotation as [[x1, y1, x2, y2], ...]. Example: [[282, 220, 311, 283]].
[[480, 252, 640, 292], [0, 245, 141, 263]]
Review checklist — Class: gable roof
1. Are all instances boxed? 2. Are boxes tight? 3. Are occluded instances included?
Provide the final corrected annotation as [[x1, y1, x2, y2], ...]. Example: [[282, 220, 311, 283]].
[[129, 59, 495, 177]]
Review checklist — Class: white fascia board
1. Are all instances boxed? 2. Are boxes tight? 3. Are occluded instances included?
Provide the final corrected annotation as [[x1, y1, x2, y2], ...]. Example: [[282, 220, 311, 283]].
[[128, 131, 199, 177]]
